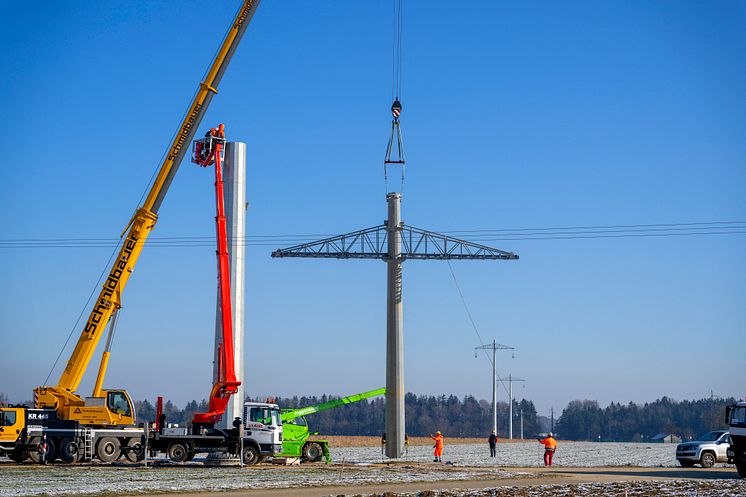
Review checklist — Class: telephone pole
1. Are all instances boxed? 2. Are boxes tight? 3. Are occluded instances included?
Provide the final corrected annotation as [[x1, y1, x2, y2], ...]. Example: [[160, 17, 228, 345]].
[[498, 374, 525, 439], [475, 340, 514, 436]]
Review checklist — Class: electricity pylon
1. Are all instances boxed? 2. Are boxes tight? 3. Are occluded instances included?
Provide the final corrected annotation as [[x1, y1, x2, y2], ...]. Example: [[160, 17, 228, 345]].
[[475, 340, 514, 437], [498, 374, 525, 439], [272, 194, 518, 458]]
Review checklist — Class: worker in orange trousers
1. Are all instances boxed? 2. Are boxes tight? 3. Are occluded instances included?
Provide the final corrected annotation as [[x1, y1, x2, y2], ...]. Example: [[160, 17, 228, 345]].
[[430, 431, 444, 462], [539, 432, 558, 466]]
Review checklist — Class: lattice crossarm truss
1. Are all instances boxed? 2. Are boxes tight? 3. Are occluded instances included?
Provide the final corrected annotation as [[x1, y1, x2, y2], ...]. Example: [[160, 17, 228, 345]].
[[271, 224, 519, 261], [400, 225, 519, 260], [271, 225, 388, 259]]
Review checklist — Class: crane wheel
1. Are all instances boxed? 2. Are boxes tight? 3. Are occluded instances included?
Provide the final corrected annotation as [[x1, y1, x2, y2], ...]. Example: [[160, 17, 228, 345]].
[[96, 437, 121, 463], [59, 438, 81, 463], [241, 445, 260, 465], [123, 438, 145, 463], [302, 442, 323, 462], [9, 449, 28, 463], [167, 442, 189, 463], [28, 436, 56, 463]]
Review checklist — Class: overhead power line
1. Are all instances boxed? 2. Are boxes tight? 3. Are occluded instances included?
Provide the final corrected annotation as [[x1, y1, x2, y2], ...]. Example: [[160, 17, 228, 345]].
[[0, 221, 743, 249]]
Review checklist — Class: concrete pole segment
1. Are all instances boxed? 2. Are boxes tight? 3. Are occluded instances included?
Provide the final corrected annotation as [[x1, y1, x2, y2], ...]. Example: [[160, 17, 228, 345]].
[[509, 374, 513, 439], [492, 341, 497, 436], [385, 192, 405, 458], [213, 141, 247, 429]]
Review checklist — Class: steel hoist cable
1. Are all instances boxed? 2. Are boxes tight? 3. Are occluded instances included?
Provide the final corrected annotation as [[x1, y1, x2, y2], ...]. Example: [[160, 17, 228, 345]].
[[384, 0, 405, 194]]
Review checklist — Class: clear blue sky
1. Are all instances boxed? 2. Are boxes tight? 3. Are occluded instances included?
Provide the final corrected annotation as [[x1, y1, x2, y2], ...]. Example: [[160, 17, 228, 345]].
[[1, 1, 744, 418]]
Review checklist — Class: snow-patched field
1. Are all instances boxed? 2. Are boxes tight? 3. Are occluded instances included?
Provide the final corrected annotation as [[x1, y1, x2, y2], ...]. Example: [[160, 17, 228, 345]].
[[333, 441, 680, 467], [0, 442, 739, 497]]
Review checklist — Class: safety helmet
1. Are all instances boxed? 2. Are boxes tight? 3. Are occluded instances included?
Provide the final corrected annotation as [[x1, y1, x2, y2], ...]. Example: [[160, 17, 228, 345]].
[[436, 431, 441, 435], [548, 432, 553, 437]]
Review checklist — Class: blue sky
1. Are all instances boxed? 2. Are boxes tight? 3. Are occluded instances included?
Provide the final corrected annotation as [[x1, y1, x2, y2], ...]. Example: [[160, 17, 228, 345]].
[[0, 1, 744, 417]]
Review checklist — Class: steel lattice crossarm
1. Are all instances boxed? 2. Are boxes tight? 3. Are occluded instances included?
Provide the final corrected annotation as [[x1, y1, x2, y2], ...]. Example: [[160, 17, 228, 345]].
[[271, 223, 519, 261]]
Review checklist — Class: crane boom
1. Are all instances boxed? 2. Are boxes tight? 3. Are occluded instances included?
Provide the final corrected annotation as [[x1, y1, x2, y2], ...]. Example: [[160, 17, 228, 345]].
[[36, 0, 261, 425], [281, 388, 386, 423]]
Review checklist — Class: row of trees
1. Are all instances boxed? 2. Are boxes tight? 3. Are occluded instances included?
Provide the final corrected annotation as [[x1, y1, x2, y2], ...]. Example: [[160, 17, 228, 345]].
[[556, 397, 735, 441], [3, 392, 731, 441]]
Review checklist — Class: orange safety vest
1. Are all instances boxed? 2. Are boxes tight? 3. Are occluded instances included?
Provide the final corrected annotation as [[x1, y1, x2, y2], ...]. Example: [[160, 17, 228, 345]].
[[431, 434, 444, 448], [540, 436, 557, 450]]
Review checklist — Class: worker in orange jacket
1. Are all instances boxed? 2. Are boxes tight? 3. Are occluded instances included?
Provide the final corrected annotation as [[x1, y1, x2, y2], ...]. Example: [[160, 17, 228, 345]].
[[538, 432, 557, 466], [430, 431, 444, 462]]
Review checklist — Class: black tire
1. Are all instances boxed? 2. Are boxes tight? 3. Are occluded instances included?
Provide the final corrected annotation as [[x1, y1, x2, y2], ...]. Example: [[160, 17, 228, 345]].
[[9, 449, 28, 463], [302, 442, 323, 462], [736, 461, 746, 478], [123, 438, 144, 463], [241, 445, 260, 465], [167, 442, 189, 463], [184, 452, 196, 462], [59, 438, 81, 463], [700, 451, 716, 468], [679, 460, 695, 468], [96, 437, 121, 463], [28, 437, 56, 464]]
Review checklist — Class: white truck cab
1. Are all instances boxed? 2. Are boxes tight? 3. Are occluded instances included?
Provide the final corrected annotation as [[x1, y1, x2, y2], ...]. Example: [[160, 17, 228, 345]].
[[242, 402, 282, 463]]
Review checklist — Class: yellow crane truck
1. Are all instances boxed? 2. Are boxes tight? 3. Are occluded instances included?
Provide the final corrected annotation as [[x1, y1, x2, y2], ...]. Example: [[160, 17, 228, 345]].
[[0, 0, 261, 464]]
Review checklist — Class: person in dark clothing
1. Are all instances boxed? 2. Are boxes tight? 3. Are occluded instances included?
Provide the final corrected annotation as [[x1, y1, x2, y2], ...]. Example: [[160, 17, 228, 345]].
[[488, 430, 497, 457]]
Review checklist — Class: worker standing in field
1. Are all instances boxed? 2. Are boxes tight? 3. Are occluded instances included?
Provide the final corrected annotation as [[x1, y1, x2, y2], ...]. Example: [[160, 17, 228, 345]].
[[538, 432, 557, 466], [488, 430, 497, 457], [430, 431, 444, 462]]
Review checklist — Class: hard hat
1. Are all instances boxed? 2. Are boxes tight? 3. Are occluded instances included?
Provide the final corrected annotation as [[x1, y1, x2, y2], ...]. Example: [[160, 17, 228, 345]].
[[436, 431, 441, 435], [492, 430, 496, 433], [548, 432, 553, 437]]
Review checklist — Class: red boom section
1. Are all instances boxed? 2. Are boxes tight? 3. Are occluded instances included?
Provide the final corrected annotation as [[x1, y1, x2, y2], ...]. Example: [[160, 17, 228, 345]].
[[192, 124, 241, 427]]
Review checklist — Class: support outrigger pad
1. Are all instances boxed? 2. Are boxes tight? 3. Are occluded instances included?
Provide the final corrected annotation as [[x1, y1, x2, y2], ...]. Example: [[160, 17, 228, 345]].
[[203, 451, 242, 467]]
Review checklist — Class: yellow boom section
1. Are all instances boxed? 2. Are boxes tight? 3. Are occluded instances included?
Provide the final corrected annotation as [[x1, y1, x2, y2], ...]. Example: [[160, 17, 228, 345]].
[[37, 0, 261, 418]]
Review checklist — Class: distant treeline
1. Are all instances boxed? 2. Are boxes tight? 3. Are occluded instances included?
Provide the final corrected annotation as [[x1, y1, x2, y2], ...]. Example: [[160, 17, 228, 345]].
[[133, 394, 538, 438], [2, 391, 731, 442], [556, 397, 736, 441]]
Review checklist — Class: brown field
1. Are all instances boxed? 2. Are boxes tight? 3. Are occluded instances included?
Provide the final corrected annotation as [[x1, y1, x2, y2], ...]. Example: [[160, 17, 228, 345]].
[[318, 435, 532, 447]]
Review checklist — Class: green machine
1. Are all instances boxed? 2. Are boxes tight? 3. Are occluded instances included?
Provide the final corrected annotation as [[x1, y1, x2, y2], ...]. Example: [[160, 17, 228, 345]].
[[280, 387, 385, 463]]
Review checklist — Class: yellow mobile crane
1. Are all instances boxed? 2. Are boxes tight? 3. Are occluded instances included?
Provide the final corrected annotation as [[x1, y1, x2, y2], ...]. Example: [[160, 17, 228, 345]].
[[33, 0, 260, 427]]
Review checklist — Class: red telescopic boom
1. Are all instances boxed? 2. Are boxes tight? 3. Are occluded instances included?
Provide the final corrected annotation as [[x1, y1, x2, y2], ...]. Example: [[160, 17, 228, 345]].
[[191, 124, 241, 427]]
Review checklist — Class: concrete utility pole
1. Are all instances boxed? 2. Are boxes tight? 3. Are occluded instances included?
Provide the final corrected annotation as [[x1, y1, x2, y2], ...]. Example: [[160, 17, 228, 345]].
[[213, 141, 246, 429], [498, 374, 525, 439], [272, 199, 518, 458], [385, 192, 405, 455], [520, 408, 524, 439], [475, 341, 514, 436]]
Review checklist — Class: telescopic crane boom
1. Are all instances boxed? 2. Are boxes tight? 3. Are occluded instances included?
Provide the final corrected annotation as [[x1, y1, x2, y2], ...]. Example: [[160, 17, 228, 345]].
[[35, 0, 261, 427]]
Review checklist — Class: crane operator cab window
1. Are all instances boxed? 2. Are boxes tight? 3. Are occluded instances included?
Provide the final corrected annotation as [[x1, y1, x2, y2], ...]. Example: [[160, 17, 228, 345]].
[[107, 391, 132, 417]]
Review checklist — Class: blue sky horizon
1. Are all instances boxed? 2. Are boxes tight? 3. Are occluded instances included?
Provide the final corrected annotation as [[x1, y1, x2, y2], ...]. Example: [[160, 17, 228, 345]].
[[0, 1, 744, 418]]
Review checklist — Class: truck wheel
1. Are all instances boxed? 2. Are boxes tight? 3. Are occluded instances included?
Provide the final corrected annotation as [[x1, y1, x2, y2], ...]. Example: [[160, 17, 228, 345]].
[[9, 449, 28, 463], [167, 442, 189, 463], [241, 445, 260, 465], [736, 462, 746, 478], [28, 436, 56, 463], [59, 438, 81, 463], [96, 437, 121, 463], [302, 442, 323, 462], [700, 451, 716, 468], [123, 438, 144, 463]]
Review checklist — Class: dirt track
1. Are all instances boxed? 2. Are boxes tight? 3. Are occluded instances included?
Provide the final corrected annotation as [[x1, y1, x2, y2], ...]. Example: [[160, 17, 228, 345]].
[[163, 466, 742, 497]]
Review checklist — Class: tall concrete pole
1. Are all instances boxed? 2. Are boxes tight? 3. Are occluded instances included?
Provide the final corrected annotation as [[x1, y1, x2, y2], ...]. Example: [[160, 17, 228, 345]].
[[520, 408, 524, 439], [492, 341, 497, 435], [508, 374, 513, 439], [214, 141, 247, 429], [385, 192, 405, 458]]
